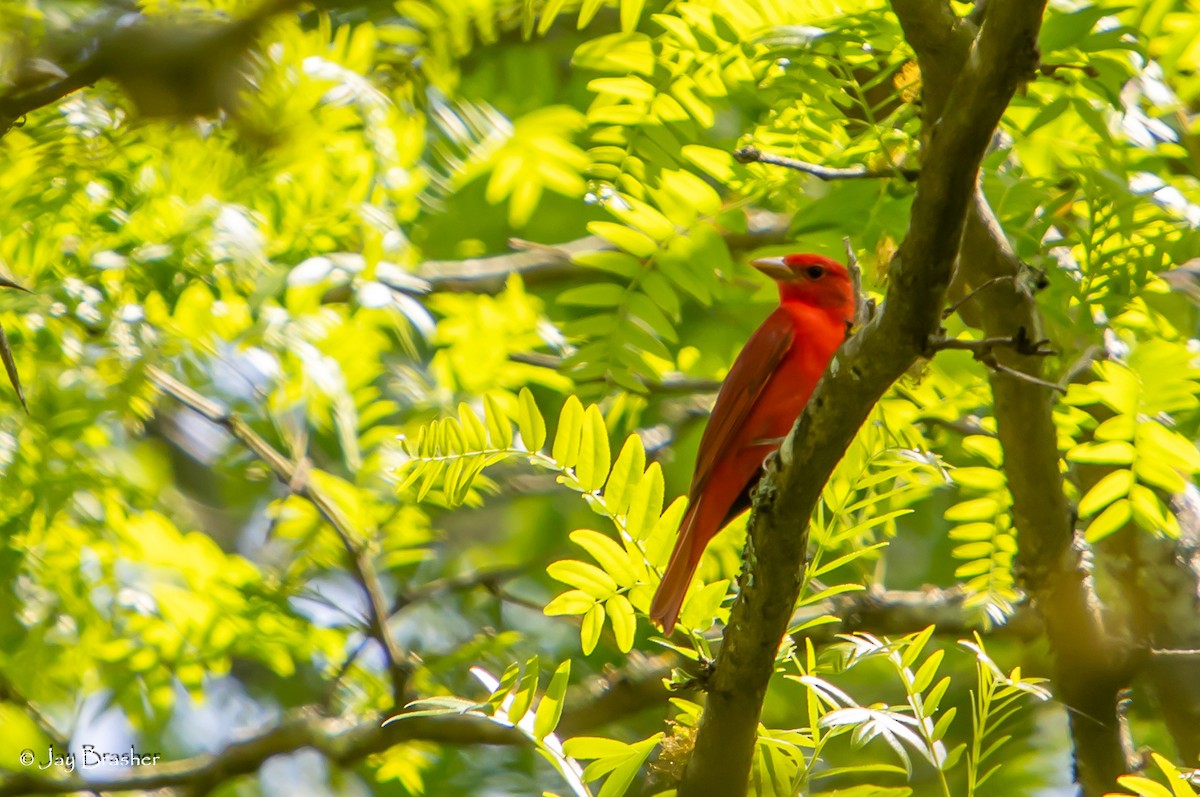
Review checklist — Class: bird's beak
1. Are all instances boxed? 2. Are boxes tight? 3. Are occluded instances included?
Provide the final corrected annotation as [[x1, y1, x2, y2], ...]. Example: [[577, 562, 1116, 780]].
[[751, 256, 792, 281]]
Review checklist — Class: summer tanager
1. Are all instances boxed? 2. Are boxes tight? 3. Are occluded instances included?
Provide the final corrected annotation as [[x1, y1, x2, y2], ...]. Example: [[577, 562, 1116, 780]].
[[649, 253, 857, 633]]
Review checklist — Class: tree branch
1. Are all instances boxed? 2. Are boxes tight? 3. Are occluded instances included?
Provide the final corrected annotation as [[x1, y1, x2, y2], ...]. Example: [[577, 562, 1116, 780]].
[[418, 212, 792, 295], [1136, 486, 1200, 763], [942, 50, 1132, 797], [148, 367, 412, 702], [0, 0, 304, 135], [733, 146, 920, 181], [0, 709, 525, 797], [675, 2, 1047, 794]]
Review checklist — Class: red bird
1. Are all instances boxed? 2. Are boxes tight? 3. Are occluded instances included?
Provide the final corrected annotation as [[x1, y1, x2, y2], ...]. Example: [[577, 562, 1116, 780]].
[[649, 253, 857, 634]]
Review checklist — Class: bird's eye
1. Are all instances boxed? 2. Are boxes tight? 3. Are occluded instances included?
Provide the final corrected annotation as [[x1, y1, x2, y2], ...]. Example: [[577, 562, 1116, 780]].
[[805, 265, 825, 279]]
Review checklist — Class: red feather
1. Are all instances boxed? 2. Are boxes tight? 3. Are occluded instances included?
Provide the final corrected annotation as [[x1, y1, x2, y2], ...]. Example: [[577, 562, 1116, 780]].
[[649, 254, 856, 633]]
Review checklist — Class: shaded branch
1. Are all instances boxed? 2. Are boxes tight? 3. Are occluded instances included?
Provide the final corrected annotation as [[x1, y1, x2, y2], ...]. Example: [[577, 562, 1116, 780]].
[[927, 330, 1066, 393], [0, 709, 525, 797], [1138, 486, 1200, 763], [419, 212, 792, 295], [390, 566, 526, 614], [733, 146, 920, 181], [952, 66, 1132, 797], [676, 1, 1048, 794], [147, 367, 411, 702], [0, 0, 304, 135]]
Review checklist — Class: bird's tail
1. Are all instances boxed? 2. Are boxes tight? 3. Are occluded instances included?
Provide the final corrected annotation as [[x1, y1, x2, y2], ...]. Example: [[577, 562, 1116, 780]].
[[649, 504, 701, 635]]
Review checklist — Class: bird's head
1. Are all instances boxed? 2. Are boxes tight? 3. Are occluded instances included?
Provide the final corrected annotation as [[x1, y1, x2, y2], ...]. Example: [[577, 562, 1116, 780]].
[[751, 253, 856, 318]]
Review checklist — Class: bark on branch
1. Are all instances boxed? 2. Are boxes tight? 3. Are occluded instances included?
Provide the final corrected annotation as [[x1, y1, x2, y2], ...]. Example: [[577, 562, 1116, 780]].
[[675, 3, 1047, 795], [0, 710, 524, 797], [898, 0, 1135, 787]]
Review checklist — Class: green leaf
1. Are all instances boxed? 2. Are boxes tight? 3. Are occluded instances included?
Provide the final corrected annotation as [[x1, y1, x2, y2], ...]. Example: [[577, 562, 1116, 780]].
[[537, 0, 567, 35], [619, 0, 644, 32], [605, 435, 646, 515], [1094, 415, 1136, 441], [1078, 469, 1133, 517], [573, 250, 642, 279], [911, 649, 944, 694], [1085, 498, 1132, 542], [559, 283, 628, 307], [571, 529, 636, 586], [578, 0, 605, 28], [509, 656, 540, 725], [1113, 775, 1175, 797], [562, 737, 631, 759], [575, 404, 611, 492], [573, 33, 655, 76], [625, 462, 665, 540], [553, 396, 585, 468], [587, 221, 658, 257], [581, 603, 605, 655], [484, 395, 513, 449], [924, 676, 952, 716], [533, 660, 572, 739], [944, 498, 1002, 522], [544, 589, 596, 616], [1068, 440, 1136, 465], [597, 754, 643, 797], [901, 626, 936, 670], [606, 594, 637, 652], [679, 579, 728, 629], [932, 706, 957, 742], [518, 388, 547, 451], [1040, 5, 1118, 53], [950, 467, 1006, 491], [487, 663, 522, 713], [459, 403, 487, 449], [547, 559, 619, 598]]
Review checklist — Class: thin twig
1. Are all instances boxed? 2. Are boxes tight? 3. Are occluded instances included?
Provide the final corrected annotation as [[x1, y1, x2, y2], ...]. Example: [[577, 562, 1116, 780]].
[[993, 361, 1068, 394], [391, 566, 525, 614], [943, 275, 1013, 319], [733, 145, 920, 182], [926, 332, 1054, 357], [927, 330, 1065, 393], [147, 366, 411, 702]]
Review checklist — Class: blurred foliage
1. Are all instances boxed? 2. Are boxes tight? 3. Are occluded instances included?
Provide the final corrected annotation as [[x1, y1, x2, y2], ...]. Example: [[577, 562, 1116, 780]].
[[1, 0, 1199, 795]]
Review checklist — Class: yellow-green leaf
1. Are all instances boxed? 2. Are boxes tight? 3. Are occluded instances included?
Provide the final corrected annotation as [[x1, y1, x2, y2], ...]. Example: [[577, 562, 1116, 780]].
[[626, 462, 664, 539], [1068, 440, 1136, 465], [619, 0, 644, 32], [533, 660, 572, 739], [606, 594, 636, 652], [553, 395, 585, 468], [581, 603, 605, 654], [484, 394, 513, 449], [679, 579, 728, 630], [571, 529, 636, 586], [605, 434, 646, 515], [547, 559, 618, 598], [544, 589, 596, 616], [518, 388, 547, 451], [1085, 498, 1132, 542], [1078, 469, 1133, 517], [575, 404, 611, 491], [508, 656, 540, 725]]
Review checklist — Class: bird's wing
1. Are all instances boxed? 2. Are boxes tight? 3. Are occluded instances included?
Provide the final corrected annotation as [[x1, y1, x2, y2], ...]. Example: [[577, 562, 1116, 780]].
[[688, 306, 795, 499]]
